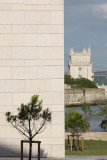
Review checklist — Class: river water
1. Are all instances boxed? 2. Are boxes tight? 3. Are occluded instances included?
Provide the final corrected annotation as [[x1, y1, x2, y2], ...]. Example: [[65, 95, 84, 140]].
[[66, 106, 104, 132]]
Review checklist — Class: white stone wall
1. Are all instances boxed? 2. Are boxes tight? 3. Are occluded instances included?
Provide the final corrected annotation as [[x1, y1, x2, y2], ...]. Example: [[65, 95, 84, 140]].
[[0, 0, 64, 158], [98, 85, 107, 98]]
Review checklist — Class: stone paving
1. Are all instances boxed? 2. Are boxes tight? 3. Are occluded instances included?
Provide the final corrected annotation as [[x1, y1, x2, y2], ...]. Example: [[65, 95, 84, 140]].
[[0, 156, 107, 160]]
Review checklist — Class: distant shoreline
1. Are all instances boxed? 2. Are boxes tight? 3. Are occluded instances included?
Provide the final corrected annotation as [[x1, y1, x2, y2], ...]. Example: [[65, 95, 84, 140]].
[[65, 102, 104, 107]]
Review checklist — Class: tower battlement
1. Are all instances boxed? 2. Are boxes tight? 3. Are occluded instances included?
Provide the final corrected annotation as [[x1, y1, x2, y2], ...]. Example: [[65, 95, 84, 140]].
[[70, 47, 91, 65], [70, 47, 91, 56]]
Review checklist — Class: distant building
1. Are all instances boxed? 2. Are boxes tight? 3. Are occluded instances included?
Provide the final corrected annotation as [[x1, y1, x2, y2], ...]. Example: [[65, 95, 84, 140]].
[[69, 47, 94, 81]]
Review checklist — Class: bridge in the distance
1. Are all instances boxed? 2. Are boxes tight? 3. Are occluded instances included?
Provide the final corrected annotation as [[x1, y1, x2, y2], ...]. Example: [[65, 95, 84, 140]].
[[94, 73, 107, 77], [93, 64, 107, 76]]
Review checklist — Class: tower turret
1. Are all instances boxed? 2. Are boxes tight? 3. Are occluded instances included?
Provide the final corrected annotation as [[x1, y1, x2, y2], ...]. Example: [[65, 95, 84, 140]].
[[70, 48, 74, 56], [87, 44, 91, 54], [82, 48, 86, 54]]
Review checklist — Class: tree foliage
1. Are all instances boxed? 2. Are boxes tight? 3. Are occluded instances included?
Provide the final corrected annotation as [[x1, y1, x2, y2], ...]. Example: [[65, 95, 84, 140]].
[[5, 95, 51, 160], [100, 120, 107, 131], [97, 104, 107, 119], [64, 74, 98, 88], [64, 74, 75, 86], [81, 102, 93, 126], [65, 109, 89, 136], [95, 104, 107, 131]]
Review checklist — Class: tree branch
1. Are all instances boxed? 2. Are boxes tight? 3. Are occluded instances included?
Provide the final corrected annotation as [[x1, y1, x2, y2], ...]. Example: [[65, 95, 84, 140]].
[[11, 122, 29, 139], [15, 121, 29, 134], [32, 120, 46, 139]]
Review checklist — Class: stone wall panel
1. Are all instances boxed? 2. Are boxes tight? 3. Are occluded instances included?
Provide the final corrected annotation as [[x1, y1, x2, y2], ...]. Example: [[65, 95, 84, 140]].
[[0, 0, 64, 157]]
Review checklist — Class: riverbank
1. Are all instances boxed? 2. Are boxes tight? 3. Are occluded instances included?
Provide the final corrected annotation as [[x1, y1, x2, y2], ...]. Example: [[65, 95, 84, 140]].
[[65, 102, 104, 107]]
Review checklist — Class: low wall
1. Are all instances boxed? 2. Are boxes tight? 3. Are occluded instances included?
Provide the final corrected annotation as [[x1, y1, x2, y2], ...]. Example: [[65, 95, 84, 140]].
[[65, 132, 107, 141], [65, 88, 106, 105], [98, 85, 107, 98]]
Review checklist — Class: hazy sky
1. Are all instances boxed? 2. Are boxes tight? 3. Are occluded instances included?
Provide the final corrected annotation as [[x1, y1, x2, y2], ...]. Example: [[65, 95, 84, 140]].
[[64, 0, 107, 73]]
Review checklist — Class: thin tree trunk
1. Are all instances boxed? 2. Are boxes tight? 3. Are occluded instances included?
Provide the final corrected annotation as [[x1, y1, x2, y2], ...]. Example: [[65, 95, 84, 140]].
[[77, 139, 79, 151], [29, 138, 32, 160], [28, 118, 32, 160], [72, 132, 75, 150], [72, 138, 75, 150]]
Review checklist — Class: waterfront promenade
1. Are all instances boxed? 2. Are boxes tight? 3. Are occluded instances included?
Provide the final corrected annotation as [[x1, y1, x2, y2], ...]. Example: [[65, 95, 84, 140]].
[[0, 156, 107, 160]]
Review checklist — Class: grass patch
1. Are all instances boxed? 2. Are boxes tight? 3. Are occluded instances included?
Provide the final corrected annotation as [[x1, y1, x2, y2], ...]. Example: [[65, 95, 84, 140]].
[[65, 139, 107, 155]]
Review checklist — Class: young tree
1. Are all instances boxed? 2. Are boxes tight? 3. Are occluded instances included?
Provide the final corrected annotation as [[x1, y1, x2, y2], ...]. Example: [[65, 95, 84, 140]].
[[5, 95, 51, 160], [65, 109, 89, 137], [65, 109, 89, 150], [96, 104, 107, 131], [81, 102, 93, 131]]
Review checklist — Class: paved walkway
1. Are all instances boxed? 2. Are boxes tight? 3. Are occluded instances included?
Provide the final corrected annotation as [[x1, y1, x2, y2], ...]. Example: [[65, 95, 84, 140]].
[[0, 156, 107, 160]]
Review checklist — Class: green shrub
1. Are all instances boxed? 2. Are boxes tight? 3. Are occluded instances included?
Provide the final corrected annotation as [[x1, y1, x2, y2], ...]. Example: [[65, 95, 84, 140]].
[[64, 74, 98, 88]]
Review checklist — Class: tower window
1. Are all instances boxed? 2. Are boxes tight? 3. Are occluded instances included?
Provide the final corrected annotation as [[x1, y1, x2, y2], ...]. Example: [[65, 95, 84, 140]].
[[79, 75, 82, 78], [79, 67, 81, 71]]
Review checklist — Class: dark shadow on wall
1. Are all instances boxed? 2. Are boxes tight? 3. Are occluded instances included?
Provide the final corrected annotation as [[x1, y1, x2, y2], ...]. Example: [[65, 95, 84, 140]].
[[0, 144, 47, 158]]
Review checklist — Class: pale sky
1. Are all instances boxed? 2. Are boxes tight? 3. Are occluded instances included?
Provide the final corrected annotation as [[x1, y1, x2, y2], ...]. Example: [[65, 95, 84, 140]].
[[64, 0, 107, 73]]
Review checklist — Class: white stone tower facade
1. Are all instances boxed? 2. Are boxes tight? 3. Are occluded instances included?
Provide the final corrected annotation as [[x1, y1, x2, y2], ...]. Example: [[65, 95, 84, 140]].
[[69, 47, 94, 81], [0, 0, 64, 158]]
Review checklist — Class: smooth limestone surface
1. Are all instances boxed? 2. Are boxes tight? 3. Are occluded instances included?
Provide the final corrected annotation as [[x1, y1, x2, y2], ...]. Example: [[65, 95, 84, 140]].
[[0, 0, 64, 158]]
